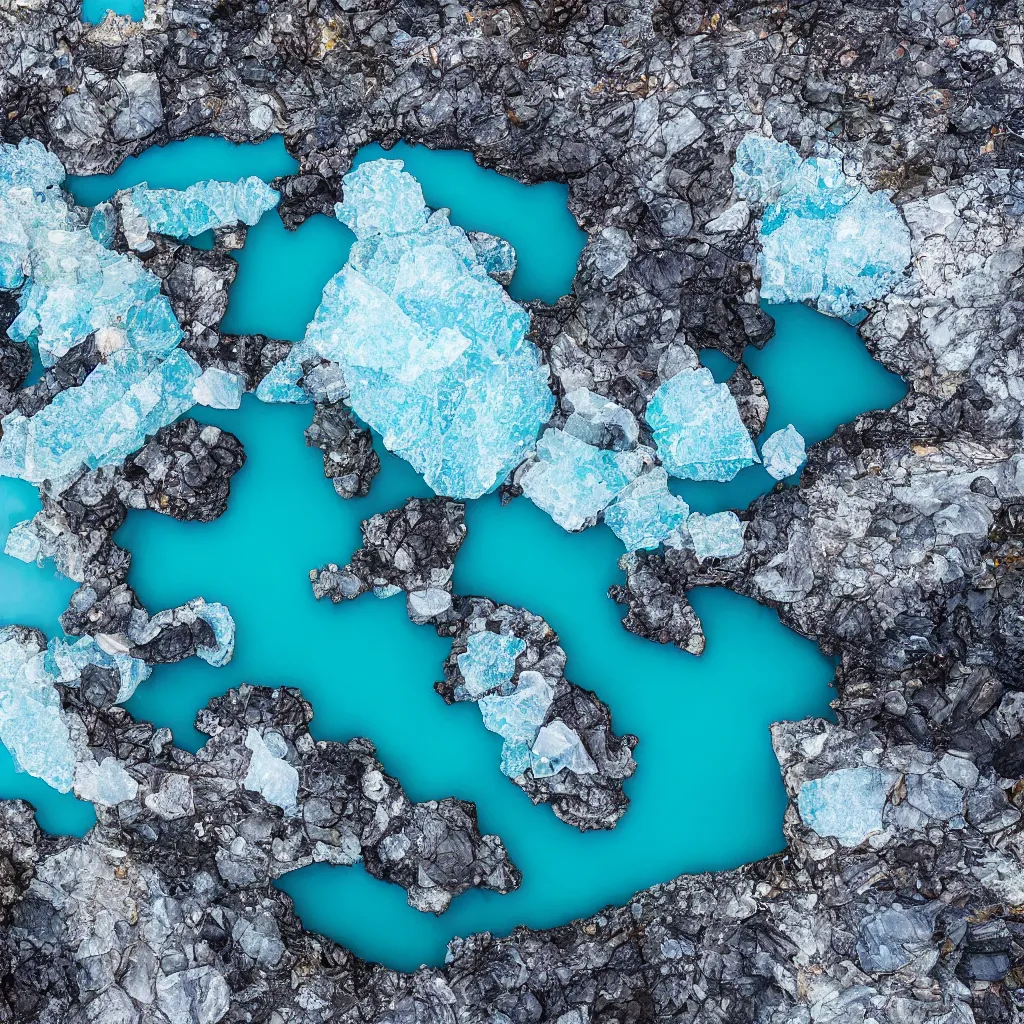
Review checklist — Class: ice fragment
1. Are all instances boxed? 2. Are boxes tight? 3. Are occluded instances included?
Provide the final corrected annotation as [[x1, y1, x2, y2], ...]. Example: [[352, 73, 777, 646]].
[[761, 424, 806, 480], [687, 511, 745, 561], [798, 767, 896, 846]]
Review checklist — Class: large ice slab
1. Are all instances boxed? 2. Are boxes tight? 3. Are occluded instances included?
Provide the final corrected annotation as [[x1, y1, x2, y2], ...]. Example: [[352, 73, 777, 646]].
[[0, 347, 202, 488], [732, 134, 912, 317], [646, 367, 759, 482], [256, 159, 554, 499], [122, 177, 280, 243]]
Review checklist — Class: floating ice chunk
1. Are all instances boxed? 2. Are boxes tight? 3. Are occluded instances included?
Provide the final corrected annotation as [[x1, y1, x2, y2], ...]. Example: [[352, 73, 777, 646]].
[[0, 347, 202, 489], [761, 424, 806, 480], [457, 631, 527, 699], [686, 511, 745, 561], [563, 388, 640, 451], [192, 366, 245, 410], [259, 160, 554, 499], [732, 134, 912, 317], [520, 428, 649, 531], [373, 584, 402, 599], [478, 670, 554, 778], [243, 728, 298, 814], [74, 756, 138, 807], [0, 628, 76, 792], [798, 766, 896, 846], [123, 177, 280, 242], [531, 721, 597, 778], [4, 521, 41, 563], [194, 600, 235, 667], [646, 367, 759, 482], [604, 467, 689, 551]]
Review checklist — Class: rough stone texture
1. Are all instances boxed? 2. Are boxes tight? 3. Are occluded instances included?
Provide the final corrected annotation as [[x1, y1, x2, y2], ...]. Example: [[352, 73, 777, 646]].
[[0, 0, 1023, 1021], [62, 681, 521, 914], [313, 498, 638, 830], [305, 401, 380, 500]]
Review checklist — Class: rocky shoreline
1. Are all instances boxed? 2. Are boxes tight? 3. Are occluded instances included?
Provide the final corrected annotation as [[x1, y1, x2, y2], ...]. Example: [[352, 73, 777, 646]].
[[1, 0, 1022, 1021]]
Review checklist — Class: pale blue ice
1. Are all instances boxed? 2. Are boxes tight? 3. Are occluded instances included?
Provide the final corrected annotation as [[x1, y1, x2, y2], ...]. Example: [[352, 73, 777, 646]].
[[646, 367, 759, 482], [761, 424, 806, 481], [123, 177, 280, 241], [456, 631, 526, 699], [519, 429, 649, 532], [257, 159, 554, 500], [798, 766, 896, 847], [687, 511, 745, 562], [478, 670, 554, 778], [733, 134, 911, 318], [604, 467, 689, 551]]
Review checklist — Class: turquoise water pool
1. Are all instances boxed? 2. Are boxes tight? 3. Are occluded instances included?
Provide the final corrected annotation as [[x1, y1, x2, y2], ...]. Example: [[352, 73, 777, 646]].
[[2, 135, 907, 970]]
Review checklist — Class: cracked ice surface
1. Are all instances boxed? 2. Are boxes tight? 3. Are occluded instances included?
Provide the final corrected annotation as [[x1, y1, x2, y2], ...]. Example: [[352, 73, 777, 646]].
[[798, 767, 897, 847], [0, 628, 77, 792], [604, 467, 689, 552], [761, 424, 806, 481], [121, 177, 279, 246], [519, 388, 656, 532], [732, 134, 911, 318], [243, 728, 299, 814], [520, 428, 649, 531], [646, 367, 759, 482], [258, 160, 554, 499], [457, 631, 526, 699], [478, 669, 554, 779], [0, 139, 209, 492], [687, 511, 745, 562]]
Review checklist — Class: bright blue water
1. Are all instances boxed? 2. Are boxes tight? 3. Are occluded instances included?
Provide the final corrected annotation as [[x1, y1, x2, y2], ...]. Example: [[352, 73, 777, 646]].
[[1, 135, 906, 970], [80, 0, 144, 24]]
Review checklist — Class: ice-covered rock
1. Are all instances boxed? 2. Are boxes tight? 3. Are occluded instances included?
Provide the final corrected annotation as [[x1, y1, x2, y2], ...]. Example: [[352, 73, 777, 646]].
[[122, 177, 279, 246], [798, 767, 896, 847], [74, 755, 139, 807], [562, 387, 640, 451], [761, 424, 806, 480], [604, 467, 689, 551], [732, 134, 911, 318], [243, 727, 299, 814], [479, 669, 554, 778], [456, 631, 526, 698], [646, 368, 759, 482], [531, 721, 598, 778], [257, 159, 554, 499], [192, 366, 245, 410], [686, 511, 745, 561]]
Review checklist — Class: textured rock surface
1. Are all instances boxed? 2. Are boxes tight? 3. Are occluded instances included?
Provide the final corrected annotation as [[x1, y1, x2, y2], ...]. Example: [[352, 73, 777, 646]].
[[0, 0, 1022, 1021], [313, 497, 638, 830]]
